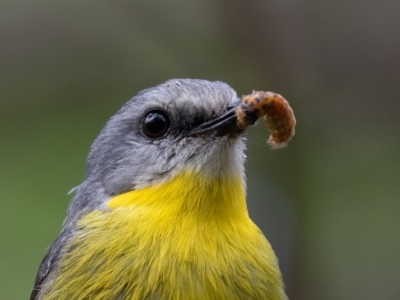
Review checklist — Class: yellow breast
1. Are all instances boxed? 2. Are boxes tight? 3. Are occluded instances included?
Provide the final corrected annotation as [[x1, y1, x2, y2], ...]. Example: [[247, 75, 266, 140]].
[[41, 171, 286, 300]]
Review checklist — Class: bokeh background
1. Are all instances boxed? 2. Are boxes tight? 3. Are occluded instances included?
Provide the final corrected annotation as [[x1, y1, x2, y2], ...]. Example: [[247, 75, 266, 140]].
[[1, 1, 399, 299]]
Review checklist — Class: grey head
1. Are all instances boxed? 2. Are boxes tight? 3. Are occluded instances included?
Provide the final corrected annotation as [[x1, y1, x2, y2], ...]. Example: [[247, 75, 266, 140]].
[[66, 79, 246, 225]]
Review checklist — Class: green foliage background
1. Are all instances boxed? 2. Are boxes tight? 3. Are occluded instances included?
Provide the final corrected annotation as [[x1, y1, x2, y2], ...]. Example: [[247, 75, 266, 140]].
[[1, 1, 399, 299]]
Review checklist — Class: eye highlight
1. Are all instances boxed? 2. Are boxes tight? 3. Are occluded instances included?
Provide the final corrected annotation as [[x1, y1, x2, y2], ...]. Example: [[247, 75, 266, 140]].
[[141, 110, 170, 139]]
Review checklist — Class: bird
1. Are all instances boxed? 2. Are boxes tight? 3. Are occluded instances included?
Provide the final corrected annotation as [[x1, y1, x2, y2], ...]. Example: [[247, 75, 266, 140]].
[[31, 79, 288, 300]]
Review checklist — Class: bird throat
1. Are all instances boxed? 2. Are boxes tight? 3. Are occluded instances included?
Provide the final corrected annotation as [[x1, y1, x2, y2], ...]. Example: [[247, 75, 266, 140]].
[[107, 169, 248, 220]]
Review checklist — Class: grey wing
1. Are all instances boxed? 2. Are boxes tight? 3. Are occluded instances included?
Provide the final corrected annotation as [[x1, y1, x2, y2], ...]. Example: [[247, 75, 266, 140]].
[[30, 230, 73, 300]]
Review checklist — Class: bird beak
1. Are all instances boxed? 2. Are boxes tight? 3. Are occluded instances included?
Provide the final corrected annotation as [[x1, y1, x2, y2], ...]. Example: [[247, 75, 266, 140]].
[[187, 100, 244, 137]]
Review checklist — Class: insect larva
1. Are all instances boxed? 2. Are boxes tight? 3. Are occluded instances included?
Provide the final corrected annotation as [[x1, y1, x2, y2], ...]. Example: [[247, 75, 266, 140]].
[[237, 91, 296, 148]]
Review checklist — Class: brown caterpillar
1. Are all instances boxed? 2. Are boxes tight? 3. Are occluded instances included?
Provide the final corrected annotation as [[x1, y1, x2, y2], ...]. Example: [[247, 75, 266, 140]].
[[237, 91, 296, 149]]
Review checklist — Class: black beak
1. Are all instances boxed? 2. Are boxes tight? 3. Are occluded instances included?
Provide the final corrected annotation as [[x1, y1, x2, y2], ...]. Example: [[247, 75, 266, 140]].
[[186, 100, 243, 137]]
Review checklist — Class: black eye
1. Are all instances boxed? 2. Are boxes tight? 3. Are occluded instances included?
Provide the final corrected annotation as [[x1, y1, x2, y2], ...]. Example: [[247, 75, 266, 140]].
[[141, 110, 170, 138]]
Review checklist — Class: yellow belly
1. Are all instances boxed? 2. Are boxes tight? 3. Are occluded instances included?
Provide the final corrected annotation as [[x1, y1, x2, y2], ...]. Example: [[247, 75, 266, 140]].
[[42, 171, 286, 300]]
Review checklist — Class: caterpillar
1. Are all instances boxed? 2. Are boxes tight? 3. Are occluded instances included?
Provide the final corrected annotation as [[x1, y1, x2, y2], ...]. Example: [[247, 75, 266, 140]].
[[237, 91, 296, 149]]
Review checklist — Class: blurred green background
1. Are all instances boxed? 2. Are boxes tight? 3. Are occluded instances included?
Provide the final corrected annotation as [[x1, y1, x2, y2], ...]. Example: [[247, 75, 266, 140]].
[[1, 1, 399, 299]]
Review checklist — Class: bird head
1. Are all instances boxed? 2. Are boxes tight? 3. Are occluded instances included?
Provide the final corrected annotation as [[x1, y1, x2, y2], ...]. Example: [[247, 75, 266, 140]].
[[67, 79, 247, 222]]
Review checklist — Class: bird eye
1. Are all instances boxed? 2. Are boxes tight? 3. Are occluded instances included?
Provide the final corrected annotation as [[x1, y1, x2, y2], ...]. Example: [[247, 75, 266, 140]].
[[141, 110, 170, 138]]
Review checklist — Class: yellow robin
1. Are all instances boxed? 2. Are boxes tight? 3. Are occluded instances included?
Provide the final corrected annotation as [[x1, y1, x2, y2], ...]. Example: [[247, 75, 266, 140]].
[[31, 79, 295, 300]]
